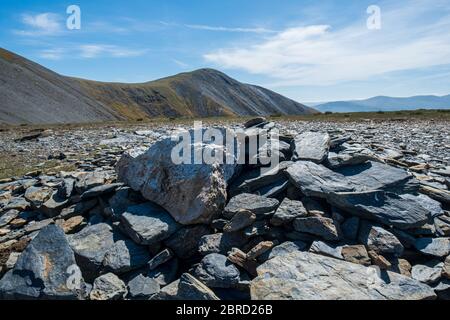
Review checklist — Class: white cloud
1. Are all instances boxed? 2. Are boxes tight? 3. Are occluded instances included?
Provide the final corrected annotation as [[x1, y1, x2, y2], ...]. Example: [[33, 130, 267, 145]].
[[79, 45, 146, 58], [185, 24, 276, 34], [16, 13, 63, 36], [38, 45, 147, 60], [173, 59, 190, 68], [39, 48, 65, 60], [204, 2, 450, 86]]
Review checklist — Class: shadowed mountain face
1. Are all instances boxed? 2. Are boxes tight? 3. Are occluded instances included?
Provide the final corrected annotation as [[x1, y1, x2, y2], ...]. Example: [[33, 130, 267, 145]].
[[0, 48, 317, 124], [315, 95, 450, 113]]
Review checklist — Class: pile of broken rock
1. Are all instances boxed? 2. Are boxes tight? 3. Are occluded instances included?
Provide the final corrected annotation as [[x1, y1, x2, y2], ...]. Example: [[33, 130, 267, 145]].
[[0, 117, 449, 300]]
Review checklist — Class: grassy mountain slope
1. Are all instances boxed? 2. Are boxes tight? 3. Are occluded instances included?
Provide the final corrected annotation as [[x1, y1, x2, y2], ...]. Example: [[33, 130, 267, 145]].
[[0, 48, 317, 124]]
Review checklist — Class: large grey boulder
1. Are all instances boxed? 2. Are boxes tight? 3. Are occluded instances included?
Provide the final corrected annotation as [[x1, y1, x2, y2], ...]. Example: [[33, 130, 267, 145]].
[[117, 129, 238, 225], [251, 251, 436, 300], [291, 132, 330, 163], [0, 225, 84, 299], [120, 203, 179, 245]]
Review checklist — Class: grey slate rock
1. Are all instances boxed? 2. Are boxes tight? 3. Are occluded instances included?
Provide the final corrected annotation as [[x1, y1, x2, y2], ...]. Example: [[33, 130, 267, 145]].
[[327, 191, 431, 230], [148, 249, 174, 271], [164, 225, 211, 259], [358, 223, 404, 257], [291, 132, 330, 163], [90, 273, 127, 300], [309, 241, 343, 259], [120, 203, 179, 245], [0, 210, 19, 227], [270, 198, 308, 226], [68, 223, 115, 281], [147, 258, 179, 286], [193, 253, 241, 288], [251, 251, 436, 300], [411, 263, 443, 285], [224, 193, 279, 219], [198, 232, 248, 256], [0, 225, 83, 299], [127, 274, 160, 300], [258, 241, 307, 262], [81, 183, 123, 199], [177, 273, 220, 300], [102, 239, 151, 274], [223, 210, 256, 232], [414, 238, 450, 258], [293, 216, 340, 241]]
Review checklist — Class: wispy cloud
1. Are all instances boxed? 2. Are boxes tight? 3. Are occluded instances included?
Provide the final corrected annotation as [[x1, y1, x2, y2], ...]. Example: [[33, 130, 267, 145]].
[[79, 44, 147, 58], [15, 13, 63, 36], [184, 24, 276, 34], [173, 59, 190, 68], [38, 45, 147, 60], [204, 2, 450, 86]]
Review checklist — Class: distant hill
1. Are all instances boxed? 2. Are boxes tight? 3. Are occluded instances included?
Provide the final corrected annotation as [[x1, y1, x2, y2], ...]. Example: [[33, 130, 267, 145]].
[[0, 48, 317, 124], [314, 95, 450, 113]]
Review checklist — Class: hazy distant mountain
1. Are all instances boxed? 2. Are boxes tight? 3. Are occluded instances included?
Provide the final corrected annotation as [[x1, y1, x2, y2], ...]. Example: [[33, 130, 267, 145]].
[[0, 47, 317, 125], [314, 95, 450, 113]]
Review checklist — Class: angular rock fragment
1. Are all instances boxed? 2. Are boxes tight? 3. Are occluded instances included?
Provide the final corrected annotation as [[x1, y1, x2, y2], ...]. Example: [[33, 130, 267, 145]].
[[164, 225, 211, 259], [327, 191, 431, 230], [148, 249, 173, 271], [223, 210, 256, 233], [224, 193, 279, 219], [0, 225, 84, 299], [270, 198, 308, 226], [291, 132, 330, 163], [309, 241, 343, 259], [411, 263, 442, 285], [103, 239, 151, 274], [251, 251, 436, 300], [293, 216, 340, 241], [358, 223, 404, 257], [258, 241, 307, 262], [24, 186, 53, 209], [120, 203, 179, 245], [177, 273, 220, 300], [341, 245, 371, 266], [127, 274, 160, 300], [414, 238, 450, 258], [194, 253, 241, 288], [198, 232, 248, 256], [68, 223, 115, 280], [90, 273, 127, 300]]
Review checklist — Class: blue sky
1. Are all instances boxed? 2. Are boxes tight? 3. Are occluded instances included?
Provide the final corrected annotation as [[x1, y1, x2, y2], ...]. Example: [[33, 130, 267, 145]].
[[1, 0, 450, 102]]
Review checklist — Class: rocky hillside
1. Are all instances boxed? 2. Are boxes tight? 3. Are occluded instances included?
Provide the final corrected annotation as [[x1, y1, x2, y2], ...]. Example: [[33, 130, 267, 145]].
[[0, 48, 317, 124], [0, 118, 449, 300]]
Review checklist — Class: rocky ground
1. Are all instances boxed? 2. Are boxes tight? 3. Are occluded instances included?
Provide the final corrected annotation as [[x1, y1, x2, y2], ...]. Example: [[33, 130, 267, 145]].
[[0, 118, 449, 300]]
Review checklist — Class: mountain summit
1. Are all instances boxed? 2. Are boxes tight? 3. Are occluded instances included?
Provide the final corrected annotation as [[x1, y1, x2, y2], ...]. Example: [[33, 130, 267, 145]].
[[0, 48, 317, 124]]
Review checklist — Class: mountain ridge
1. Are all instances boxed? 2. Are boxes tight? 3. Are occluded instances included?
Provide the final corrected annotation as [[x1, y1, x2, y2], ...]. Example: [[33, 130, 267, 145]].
[[0, 48, 317, 124], [314, 94, 450, 113]]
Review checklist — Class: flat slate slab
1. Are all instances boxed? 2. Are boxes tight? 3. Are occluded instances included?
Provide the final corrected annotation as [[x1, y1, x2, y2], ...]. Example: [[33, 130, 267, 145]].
[[251, 251, 436, 300], [120, 203, 180, 245]]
